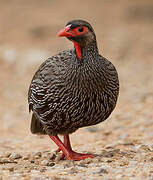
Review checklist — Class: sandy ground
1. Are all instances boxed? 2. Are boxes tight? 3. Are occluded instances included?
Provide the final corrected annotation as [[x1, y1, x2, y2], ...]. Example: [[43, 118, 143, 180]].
[[0, 0, 153, 179]]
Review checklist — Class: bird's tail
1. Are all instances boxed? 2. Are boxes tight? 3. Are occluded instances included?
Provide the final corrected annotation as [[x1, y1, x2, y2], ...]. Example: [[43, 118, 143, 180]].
[[30, 113, 47, 135]]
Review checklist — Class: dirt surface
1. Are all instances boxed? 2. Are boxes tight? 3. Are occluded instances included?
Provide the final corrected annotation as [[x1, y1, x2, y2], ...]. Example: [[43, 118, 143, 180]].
[[0, 0, 153, 179]]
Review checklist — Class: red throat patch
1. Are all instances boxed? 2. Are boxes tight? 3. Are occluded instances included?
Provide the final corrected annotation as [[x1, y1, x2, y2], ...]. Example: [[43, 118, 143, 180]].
[[73, 42, 82, 60]]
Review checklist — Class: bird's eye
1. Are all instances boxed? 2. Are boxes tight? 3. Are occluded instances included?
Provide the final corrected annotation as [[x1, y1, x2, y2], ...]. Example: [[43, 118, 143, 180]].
[[78, 27, 84, 32]]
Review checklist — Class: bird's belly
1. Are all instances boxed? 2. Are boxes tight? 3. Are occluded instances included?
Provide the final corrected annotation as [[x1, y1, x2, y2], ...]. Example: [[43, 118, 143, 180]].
[[62, 90, 117, 130], [42, 82, 118, 135]]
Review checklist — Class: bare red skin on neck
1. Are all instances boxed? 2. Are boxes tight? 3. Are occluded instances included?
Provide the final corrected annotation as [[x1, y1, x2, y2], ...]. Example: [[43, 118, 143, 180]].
[[73, 41, 82, 60]]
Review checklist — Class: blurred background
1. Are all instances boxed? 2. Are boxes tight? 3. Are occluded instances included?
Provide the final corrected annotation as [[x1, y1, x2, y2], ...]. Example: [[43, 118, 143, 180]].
[[0, 0, 153, 178]]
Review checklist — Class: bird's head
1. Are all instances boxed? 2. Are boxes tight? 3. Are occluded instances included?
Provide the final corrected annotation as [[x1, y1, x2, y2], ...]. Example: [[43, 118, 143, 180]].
[[58, 20, 97, 60]]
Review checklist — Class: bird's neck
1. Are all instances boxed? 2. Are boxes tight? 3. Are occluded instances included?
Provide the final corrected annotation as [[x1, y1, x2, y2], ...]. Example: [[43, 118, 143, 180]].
[[73, 41, 99, 61]]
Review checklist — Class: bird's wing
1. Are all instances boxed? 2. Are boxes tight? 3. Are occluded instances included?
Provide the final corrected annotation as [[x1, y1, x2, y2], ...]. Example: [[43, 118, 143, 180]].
[[98, 55, 119, 100], [28, 50, 73, 124]]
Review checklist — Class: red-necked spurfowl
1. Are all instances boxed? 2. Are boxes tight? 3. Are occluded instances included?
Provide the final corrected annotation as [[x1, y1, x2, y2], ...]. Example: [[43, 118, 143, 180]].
[[28, 19, 119, 160]]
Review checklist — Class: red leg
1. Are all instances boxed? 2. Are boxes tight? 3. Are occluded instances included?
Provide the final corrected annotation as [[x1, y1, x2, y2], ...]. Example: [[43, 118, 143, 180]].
[[56, 147, 61, 153], [55, 135, 71, 153], [63, 134, 94, 160], [50, 135, 94, 161], [49, 136, 69, 157], [58, 134, 72, 160], [63, 134, 72, 151]]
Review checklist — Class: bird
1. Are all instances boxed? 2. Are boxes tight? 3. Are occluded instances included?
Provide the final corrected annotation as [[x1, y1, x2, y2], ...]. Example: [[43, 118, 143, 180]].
[[28, 19, 119, 161]]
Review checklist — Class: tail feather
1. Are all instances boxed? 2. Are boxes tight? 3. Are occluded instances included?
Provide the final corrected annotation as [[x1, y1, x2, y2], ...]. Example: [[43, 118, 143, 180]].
[[30, 113, 46, 135]]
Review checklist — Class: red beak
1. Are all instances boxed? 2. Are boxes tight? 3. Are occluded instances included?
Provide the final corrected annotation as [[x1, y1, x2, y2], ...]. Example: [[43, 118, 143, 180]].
[[58, 25, 72, 37]]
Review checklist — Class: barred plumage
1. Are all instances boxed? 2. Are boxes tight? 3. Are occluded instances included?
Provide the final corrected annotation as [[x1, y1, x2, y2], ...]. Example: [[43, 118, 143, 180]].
[[28, 19, 119, 160]]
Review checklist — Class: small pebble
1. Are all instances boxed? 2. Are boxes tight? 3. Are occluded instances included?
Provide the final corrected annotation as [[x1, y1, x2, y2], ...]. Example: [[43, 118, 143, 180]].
[[42, 154, 48, 158], [78, 163, 88, 168], [49, 152, 56, 160], [87, 127, 99, 132], [31, 170, 40, 174], [4, 152, 11, 158], [40, 160, 49, 166], [55, 155, 61, 163], [35, 156, 41, 159], [4, 164, 15, 172], [106, 159, 113, 163], [119, 159, 129, 166], [40, 167, 47, 172], [82, 158, 93, 164], [47, 162, 55, 167], [149, 157, 153, 162], [22, 154, 30, 160], [139, 145, 151, 152], [9, 153, 22, 160], [31, 160, 35, 163], [98, 168, 108, 174], [0, 158, 9, 163], [103, 131, 112, 136], [34, 152, 42, 157], [69, 167, 78, 174]]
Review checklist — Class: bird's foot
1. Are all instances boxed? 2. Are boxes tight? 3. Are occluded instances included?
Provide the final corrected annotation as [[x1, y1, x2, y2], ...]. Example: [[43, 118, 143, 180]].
[[60, 150, 94, 161], [50, 135, 94, 161]]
